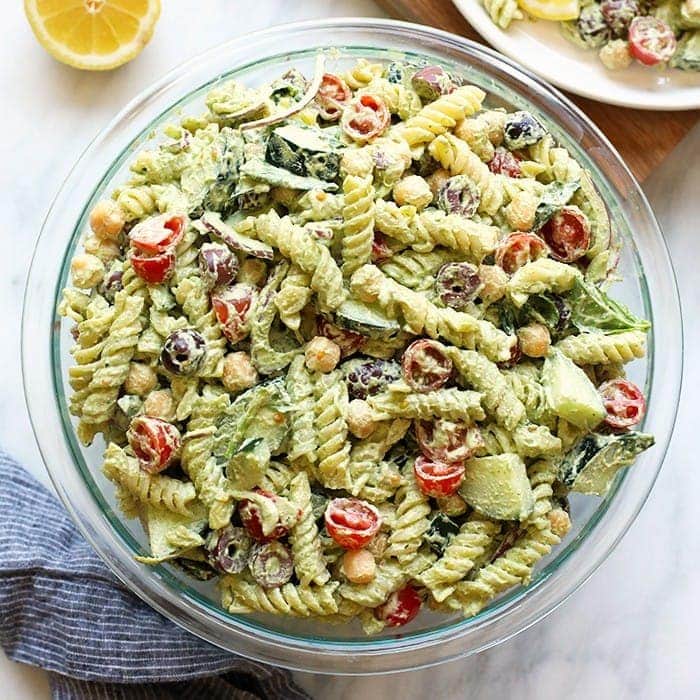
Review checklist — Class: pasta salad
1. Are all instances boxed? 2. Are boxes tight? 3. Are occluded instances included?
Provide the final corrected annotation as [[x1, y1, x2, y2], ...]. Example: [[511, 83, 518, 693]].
[[482, 0, 700, 71], [59, 56, 654, 633]]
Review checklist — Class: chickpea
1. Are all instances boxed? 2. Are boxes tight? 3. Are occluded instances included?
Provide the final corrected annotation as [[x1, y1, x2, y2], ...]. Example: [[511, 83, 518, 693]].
[[341, 549, 376, 584], [347, 399, 377, 439], [142, 389, 175, 421], [83, 234, 120, 264], [477, 264, 508, 304], [341, 147, 374, 177], [89, 199, 125, 240], [517, 323, 551, 358], [599, 40, 633, 71], [237, 258, 267, 287], [349, 265, 382, 304], [392, 175, 433, 210], [504, 191, 538, 232], [436, 493, 468, 517], [70, 253, 105, 289], [222, 352, 258, 393], [124, 363, 158, 397], [548, 508, 571, 539], [426, 168, 451, 201], [305, 336, 341, 374]]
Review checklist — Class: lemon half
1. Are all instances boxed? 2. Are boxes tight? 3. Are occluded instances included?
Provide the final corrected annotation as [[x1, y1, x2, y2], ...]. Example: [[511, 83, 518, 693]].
[[518, 0, 580, 22], [24, 0, 161, 71]]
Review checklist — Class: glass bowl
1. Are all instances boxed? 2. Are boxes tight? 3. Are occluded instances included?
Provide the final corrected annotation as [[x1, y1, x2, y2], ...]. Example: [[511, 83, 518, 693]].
[[22, 19, 682, 675]]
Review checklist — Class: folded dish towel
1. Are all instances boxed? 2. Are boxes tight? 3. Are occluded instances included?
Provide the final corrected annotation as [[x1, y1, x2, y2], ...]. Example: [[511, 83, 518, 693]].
[[0, 448, 310, 700]]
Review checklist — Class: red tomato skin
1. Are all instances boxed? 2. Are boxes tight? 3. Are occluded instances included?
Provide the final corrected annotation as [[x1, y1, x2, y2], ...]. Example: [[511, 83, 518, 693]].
[[488, 148, 521, 178], [628, 17, 677, 66], [599, 379, 646, 430], [371, 232, 394, 264], [540, 207, 591, 263], [495, 233, 549, 274], [317, 73, 351, 120], [127, 416, 181, 474], [211, 285, 255, 343], [402, 339, 453, 393], [130, 250, 176, 284], [239, 489, 291, 543], [342, 94, 390, 142], [415, 419, 484, 464], [316, 317, 367, 357], [324, 498, 382, 550], [129, 214, 185, 254], [376, 586, 422, 627], [413, 456, 465, 498]]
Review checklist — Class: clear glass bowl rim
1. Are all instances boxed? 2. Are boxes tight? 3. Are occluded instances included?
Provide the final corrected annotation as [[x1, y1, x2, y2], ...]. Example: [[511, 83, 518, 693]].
[[21, 18, 683, 675]]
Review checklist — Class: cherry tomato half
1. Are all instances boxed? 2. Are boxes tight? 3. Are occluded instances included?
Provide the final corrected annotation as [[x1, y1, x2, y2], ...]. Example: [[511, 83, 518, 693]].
[[416, 418, 484, 464], [401, 339, 453, 393], [629, 16, 677, 67], [317, 73, 352, 121], [129, 214, 186, 254], [488, 148, 521, 178], [375, 586, 422, 627], [316, 317, 367, 358], [371, 232, 394, 264], [540, 206, 591, 263], [414, 455, 465, 498], [495, 233, 549, 274], [211, 283, 256, 344], [599, 378, 646, 430], [325, 498, 382, 550], [130, 249, 176, 284], [239, 489, 294, 543], [127, 416, 181, 474], [341, 94, 390, 143]]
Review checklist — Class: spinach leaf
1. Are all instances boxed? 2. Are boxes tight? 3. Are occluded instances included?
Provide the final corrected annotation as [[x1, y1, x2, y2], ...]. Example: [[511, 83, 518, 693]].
[[567, 278, 650, 334]]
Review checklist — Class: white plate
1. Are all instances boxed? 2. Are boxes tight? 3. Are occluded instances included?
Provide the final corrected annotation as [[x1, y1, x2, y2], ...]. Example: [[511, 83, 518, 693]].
[[454, 0, 700, 110]]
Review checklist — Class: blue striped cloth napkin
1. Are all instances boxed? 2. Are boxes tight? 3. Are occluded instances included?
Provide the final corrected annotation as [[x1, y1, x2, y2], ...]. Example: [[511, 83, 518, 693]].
[[0, 449, 310, 700]]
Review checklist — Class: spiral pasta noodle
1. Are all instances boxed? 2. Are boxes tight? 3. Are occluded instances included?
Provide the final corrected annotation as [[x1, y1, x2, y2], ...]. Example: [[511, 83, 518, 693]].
[[555, 330, 646, 366], [341, 175, 375, 276]]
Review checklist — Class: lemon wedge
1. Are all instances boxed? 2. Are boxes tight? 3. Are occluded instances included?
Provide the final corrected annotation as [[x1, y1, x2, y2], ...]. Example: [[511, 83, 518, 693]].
[[24, 0, 161, 71], [518, 0, 580, 22]]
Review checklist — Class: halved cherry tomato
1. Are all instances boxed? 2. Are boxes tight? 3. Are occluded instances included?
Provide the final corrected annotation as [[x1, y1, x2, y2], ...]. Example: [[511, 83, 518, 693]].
[[402, 339, 453, 393], [316, 317, 367, 358], [540, 206, 591, 262], [317, 73, 351, 121], [129, 214, 186, 254], [629, 16, 677, 67], [127, 416, 181, 474], [488, 148, 521, 178], [130, 249, 176, 284], [495, 233, 549, 274], [239, 489, 293, 543], [416, 418, 484, 464], [371, 232, 394, 264], [414, 455, 465, 498], [599, 378, 646, 430], [211, 284, 256, 344], [375, 586, 422, 627], [325, 498, 382, 550], [341, 94, 390, 142]]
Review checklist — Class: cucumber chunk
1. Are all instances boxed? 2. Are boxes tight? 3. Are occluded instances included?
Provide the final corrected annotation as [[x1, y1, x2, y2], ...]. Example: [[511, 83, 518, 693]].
[[542, 348, 606, 429], [335, 299, 401, 339], [459, 454, 535, 521], [559, 431, 655, 496], [266, 124, 342, 181], [195, 211, 274, 260]]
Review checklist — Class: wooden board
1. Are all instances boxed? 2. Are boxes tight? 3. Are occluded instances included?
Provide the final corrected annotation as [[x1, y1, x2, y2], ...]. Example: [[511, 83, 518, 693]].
[[376, 0, 699, 181]]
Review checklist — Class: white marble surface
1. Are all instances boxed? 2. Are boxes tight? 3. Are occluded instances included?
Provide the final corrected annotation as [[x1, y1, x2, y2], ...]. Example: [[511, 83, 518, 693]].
[[0, 1, 698, 698]]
